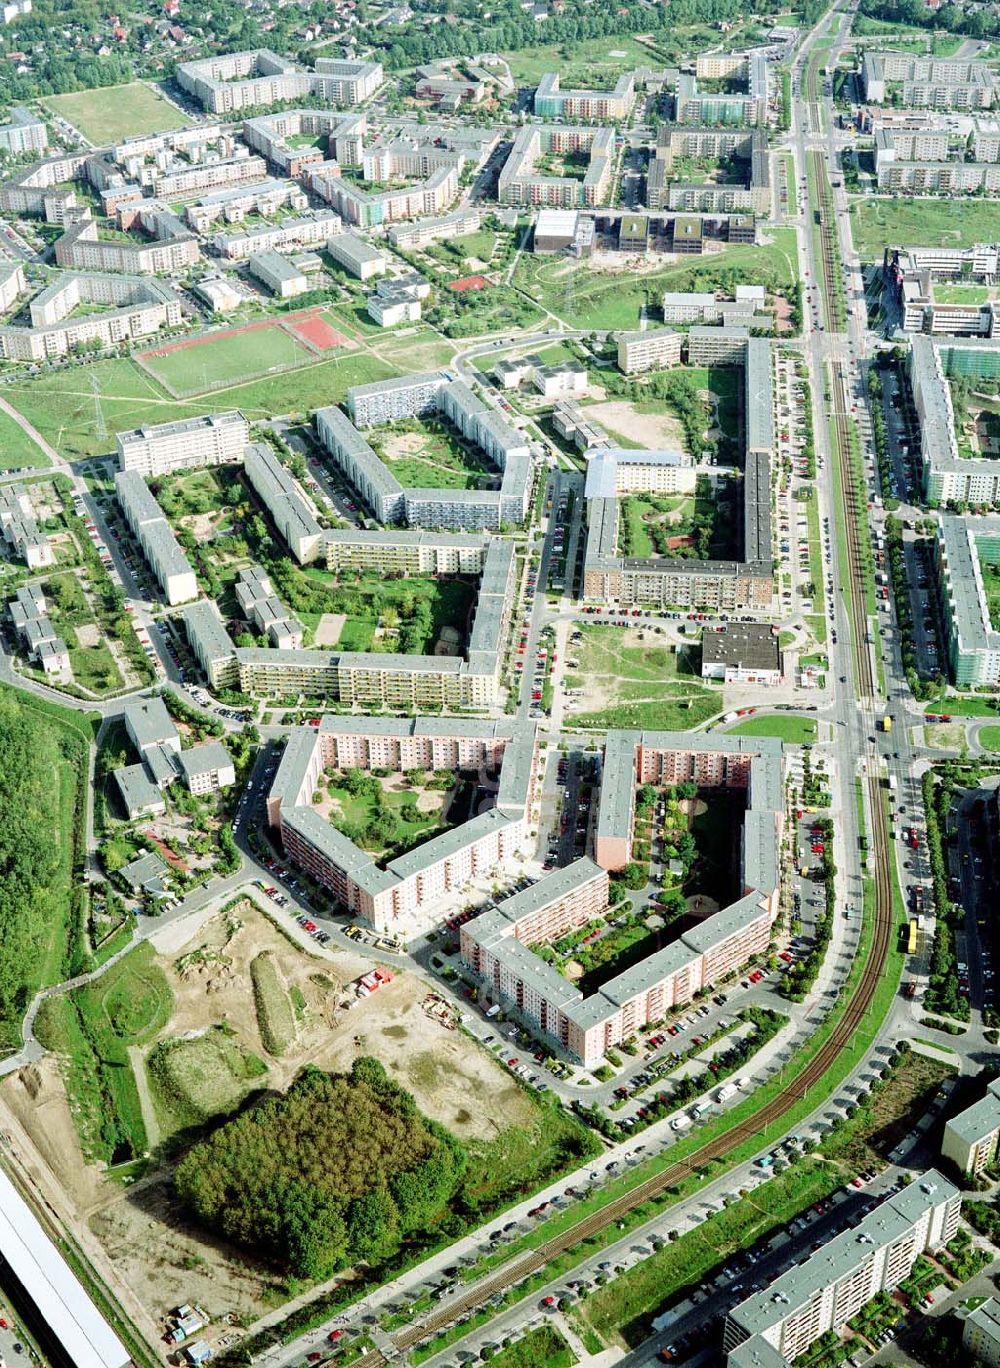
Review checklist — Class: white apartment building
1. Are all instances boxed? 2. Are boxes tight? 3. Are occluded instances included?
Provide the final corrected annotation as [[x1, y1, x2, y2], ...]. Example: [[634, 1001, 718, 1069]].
[[617, 327, 684, 374], [942, 1076, 1000, 1177], [116, 412, 248, 478], [725, 1173, 961, 1366], [114, 471, 198, 606]]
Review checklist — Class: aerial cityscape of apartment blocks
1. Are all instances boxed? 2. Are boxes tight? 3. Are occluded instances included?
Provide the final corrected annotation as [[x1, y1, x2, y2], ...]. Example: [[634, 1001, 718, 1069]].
[[725, 1174, 961, 1367], [316, 371, 532, 532], [459, 730, 782, 1065], [266, 718, 539, 935], [862, 51, 996, 109]]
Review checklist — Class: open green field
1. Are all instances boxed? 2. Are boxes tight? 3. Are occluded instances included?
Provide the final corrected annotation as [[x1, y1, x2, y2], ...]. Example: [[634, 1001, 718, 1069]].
[[325, 777, 452, 857], [513, 231, 798, 331], [280, 566, 477, 656], [566, 624, 718, 732], [924, 697, 1000, 719], [139, 325, 314, 397], [982, 558, 1000, 633], [4, 352, 399, 460], [934, 283, 991, 305], [41, 82, 191, 144], [148, 1026, 268, 1132], [977, 725, 1000, 753], [727, 714, 818, 743], [487, 1327, 575, 1368], [501, 32, 660, 85], [850, 199, 1000, 257], [0, 408, 51, 470]]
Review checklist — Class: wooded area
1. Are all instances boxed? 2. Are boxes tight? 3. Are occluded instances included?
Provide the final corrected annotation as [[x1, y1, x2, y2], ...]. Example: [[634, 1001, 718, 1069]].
[[175, 1059, 467, 1279]]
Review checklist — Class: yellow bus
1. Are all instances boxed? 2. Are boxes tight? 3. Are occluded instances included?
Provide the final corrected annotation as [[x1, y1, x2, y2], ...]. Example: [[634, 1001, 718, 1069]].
[[907, 919, 919, 955]]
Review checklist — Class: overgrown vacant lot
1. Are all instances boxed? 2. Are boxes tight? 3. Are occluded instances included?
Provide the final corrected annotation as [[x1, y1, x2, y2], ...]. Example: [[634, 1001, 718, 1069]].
[[17, 897, 599, 1327], [41, 81, 191, 142], [850, 198, 1000, 256], [564, 624, 718, 733]]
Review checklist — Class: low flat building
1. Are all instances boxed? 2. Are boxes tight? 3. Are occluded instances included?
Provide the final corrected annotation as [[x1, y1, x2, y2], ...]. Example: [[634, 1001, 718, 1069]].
[[248, 251, 308, 298], [701, 622, 783, 685], [327, 231, 387, 280]]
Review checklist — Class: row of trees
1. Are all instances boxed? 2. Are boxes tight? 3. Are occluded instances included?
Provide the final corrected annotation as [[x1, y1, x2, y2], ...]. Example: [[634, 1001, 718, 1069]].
[[922, 767, 970, 1022]]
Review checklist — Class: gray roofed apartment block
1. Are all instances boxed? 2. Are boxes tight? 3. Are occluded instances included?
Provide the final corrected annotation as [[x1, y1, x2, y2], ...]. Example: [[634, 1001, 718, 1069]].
[[182, 598, 236, 667], [387, 807, 516, 879], [284, 805, 399, 895], [492, 856, 605, 927], [946, 1077, 1000, 1145], [177, 740, 233, 782], [728, 1171, 959, 1342]]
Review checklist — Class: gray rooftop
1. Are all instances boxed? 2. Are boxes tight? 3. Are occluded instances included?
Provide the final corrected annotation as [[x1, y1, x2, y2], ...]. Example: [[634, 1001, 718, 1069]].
[[945, 1077, 1000, 1146], [114, 765, 165, 818], [177, 740, 233, 781], [124, 696, 178, 752], [182, 599, 236, 666], [728, 1171, 958, 1340]]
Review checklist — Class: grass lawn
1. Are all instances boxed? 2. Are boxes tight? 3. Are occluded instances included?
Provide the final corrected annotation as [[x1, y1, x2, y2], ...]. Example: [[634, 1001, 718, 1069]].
[[934, 283, 991, 305], [924, 697, 1000, 719], [4, 352, 399, 460], [487, 1327, 575, 1368], [41, 82, 191, 144], [35, 942, 172, 1164], [293, 569, 477, 655], [326, 781, 450, 856], [0, 408, 51, 469], [513, 231, 798, 332], [727, 715, 818, 743], [582, 1158, 840, 1346], [371, 418, 498, 490], [977, 725, 1000, 752], [980, 557, 1000, 633], [850, 199, 1000, 257], [502, 32, 659, 85], [139, 324, 314, 397], [568, 624, 718, 733]]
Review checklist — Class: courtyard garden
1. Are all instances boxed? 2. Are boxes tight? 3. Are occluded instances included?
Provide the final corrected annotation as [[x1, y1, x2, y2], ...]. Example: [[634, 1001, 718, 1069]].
[[314, 765, 471, 862], [369, 417, 501, 490]]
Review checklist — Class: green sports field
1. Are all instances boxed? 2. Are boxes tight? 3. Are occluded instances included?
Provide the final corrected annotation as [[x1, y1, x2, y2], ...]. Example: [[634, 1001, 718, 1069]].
[[4, 351, 398, 460], [41, 82, 190, 144], [139, 324, 315, 397]]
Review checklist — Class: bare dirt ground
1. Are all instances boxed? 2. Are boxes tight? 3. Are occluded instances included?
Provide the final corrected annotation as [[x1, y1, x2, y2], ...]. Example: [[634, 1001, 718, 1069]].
[[383, 431, 429, 458], [76, 622, 101, 647], [314, 612, 346, 645], [583, 400, 686, 450], [7, 892, 539, 1335]]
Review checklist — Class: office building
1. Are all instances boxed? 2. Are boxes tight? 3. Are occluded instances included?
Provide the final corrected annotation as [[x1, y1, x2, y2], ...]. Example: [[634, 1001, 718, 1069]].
[[116, 411, 248, 478], [724, 1173, 961, 1366], [114, 471, 198, 606]]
